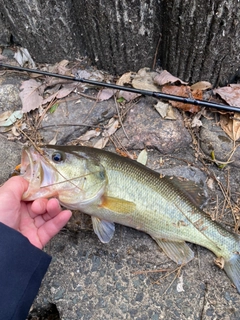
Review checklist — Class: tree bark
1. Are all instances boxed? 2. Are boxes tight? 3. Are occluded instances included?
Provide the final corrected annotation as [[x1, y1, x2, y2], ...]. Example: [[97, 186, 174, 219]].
[[0, 0, 85, 63], [160, 0, 240, 86], [73, 0, 161, 74], [0, 0, 240, 86]]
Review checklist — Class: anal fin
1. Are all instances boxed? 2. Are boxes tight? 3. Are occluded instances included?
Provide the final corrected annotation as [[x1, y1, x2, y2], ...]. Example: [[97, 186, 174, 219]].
[[92, 216, 115, 243], [224, 254, 240, 293], [153, 238, 194, 265]]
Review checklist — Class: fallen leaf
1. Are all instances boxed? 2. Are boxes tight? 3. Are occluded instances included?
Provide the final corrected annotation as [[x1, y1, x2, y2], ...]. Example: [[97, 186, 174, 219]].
[[162, 85, 201, 113], [0, 110, 12, 122], [137, 149, 148, 165], [214, 85, 240, 108], [116, 72, 135, 86], [132, 68, 160, 92], [57, 60, 70, 75], [77, 130, 101, 141], [97, 88, 115, 101], [154, 101, 177, 120], [20, 79, 44, 113], [191, 81, 212, 91], [0, 110, 23, 126], [154, 70, 188, 86], [56, 84, 76, 99], [206, 178, 214, 190], [220, 112, 240, 141], [117, 91, 141, 102], [94, 137, 109, 149], [14, 47, 36, 68], [12, 125, 21, 137], [49, 103, 59, 114], [94, 118, 119, 149], [103, 119, 119, 137], [191, 113, 203, 128]]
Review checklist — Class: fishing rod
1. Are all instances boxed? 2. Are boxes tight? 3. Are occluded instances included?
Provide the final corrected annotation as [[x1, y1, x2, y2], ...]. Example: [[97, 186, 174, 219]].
[[0, 62, 239, 113]]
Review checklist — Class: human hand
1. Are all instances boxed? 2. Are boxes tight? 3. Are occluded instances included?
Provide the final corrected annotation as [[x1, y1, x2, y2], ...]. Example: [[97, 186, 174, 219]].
[[0, 176, 72, 249]]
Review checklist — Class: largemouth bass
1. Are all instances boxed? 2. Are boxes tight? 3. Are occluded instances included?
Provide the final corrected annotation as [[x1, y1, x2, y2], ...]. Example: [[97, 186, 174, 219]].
[[20, 145, 240, 293]]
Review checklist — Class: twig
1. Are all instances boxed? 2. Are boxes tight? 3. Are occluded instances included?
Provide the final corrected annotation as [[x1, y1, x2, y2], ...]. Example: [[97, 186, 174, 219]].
[[132, 268, 174, 276], [152, 33, 162, 70], [114, 95, 129, 140]]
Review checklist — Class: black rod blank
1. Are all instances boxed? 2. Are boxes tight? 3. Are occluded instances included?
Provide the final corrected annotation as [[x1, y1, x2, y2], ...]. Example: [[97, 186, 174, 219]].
[[0, 62, 239, 113]]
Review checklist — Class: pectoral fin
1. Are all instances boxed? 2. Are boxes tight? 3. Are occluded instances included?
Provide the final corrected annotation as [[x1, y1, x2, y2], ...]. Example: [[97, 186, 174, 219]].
[[100, 196, 136, 214], [92, 216, 115, 243], [153, 238, 194, 265]]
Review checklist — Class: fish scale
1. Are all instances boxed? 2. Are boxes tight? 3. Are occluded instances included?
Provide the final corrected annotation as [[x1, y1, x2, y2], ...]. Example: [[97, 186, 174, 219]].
[[20, 145, 240, 293]]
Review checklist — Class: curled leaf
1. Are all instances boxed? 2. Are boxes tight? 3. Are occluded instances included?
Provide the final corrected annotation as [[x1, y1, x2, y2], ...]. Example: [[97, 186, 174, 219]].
[[190, 81, 212, 91], [162, 85, 201, 113], [154, 70, 188, 86], [77, 130, 101, 141], [214, 85, 240, 108], [97, 89, 115, 101], [14, 47, 36, 68], [132, 68, 160, 92], [0, 110, 23, 127], [220, 112, 240, 141], [137, 149, 148, 165], [154, 101, 177, 120]]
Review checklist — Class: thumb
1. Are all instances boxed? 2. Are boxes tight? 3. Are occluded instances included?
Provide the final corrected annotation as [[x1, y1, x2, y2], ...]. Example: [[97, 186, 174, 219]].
[[2, 176, 29, 201]]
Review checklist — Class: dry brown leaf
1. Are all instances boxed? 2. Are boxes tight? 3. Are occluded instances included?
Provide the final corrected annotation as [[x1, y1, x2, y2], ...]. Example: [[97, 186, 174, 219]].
[[0, 110, 12, 122], [116, 72, 135, 86], [162, 85, 201, 113], [220, 112, 240, 141], [117, 90, 141, 102], [94, 119, 119, 149], [56, 84, 76, 99], [154, 70, 188, 86], [190, 81, 212, 91], [154, 101, 177, 120], [57, 60, 71, 75], [94, 137, 109, 149], [77, 130, 101, 141], [214, 85, 240, 108], [19, 79, 44, 113], [132, 68, 160, 92], [97, 88, 115, 101], [191, 113, 203, 128]]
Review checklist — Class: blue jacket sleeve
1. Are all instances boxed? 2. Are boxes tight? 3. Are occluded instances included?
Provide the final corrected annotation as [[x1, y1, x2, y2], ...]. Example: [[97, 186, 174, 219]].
[[0, 223, 51, 320]]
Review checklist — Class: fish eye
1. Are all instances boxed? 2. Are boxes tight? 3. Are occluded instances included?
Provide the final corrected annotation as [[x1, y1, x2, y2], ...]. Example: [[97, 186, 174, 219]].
[[52, 152, 65, 163]]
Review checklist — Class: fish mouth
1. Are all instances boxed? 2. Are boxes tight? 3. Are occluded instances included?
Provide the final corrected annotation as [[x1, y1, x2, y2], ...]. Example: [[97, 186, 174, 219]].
[[20, 147, 55, 200]]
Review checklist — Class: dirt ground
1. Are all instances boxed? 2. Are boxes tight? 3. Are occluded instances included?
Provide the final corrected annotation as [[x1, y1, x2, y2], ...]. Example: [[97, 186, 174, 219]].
[[1, 60, 240, 320]]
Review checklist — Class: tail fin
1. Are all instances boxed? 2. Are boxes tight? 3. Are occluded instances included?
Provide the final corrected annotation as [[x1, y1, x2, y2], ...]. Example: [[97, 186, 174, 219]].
[[224, 254, 240, 293]]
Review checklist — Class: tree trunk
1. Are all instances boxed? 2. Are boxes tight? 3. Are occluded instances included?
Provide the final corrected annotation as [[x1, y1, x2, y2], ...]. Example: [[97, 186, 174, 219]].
[[73, 0, 161, 75], [160, 0, 240, 86], [0, 0, 240, 86], [0, 0, 85, 63]]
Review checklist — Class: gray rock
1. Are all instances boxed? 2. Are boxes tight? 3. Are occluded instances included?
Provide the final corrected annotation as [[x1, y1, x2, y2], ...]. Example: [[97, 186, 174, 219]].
[[200, 115, 240, 168], [0, 84, 21, 111], [115, 97, 192, 154], [40, 95, 116, 144]]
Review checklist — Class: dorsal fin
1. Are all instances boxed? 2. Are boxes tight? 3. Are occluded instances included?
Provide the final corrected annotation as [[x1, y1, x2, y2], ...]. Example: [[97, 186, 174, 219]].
[[164, 176, 207, 208]]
